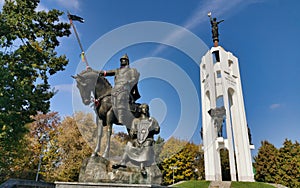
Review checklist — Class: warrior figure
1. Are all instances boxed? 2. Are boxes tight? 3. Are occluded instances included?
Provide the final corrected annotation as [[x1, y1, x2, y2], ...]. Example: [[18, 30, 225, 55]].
[[100, 54, 140, 128], [112, 104, 160, 176]]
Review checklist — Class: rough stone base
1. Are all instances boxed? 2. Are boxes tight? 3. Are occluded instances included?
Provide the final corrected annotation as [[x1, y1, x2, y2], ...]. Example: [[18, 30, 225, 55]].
[[79, 156, 162, 185]]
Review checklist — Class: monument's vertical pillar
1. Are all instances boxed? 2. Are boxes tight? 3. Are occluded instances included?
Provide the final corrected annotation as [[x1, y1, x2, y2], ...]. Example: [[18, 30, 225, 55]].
[[200, 50, 221, 181], [200, 46, 254, 182]]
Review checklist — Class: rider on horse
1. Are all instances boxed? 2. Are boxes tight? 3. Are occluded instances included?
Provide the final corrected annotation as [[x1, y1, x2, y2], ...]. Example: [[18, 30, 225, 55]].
[[99, 54, 140, 128]]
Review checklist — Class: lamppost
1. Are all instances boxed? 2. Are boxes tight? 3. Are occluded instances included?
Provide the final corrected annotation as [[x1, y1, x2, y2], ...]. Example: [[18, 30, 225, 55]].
[[170, 166, 178, 185], [35, 134, 48, 181]]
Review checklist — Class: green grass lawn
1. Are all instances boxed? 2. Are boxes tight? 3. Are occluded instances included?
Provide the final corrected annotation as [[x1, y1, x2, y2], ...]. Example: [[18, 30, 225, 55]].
[[231, 182, 276, 188], [173, 180, 211, 188], [174, 181, 277, 188]]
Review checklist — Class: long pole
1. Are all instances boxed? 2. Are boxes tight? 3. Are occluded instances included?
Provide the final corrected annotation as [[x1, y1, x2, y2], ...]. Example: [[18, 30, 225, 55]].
[[67, 12, 89, 68], [35, 140, 44, 181], [170, 166, 178, 185], [173, 168, 175, 184]]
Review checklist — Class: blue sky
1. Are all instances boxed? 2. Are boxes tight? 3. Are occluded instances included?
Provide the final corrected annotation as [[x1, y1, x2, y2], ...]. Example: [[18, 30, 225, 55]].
[[1, 0, 299, 156]]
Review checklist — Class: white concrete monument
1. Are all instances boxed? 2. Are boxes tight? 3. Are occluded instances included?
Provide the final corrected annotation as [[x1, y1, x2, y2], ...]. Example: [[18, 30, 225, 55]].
[[200, 46, 255, 182]]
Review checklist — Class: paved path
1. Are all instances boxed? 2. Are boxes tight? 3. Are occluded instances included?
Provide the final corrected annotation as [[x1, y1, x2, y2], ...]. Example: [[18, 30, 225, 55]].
[[209, 181, 231, 188]]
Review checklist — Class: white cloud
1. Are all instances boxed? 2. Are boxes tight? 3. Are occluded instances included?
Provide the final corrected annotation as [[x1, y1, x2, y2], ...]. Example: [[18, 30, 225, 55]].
[[270, 103, 281, 110], [55, 0, 80, 11], [184, 0, 267, 30], [36, 3, 49, 12], [0, 0, 80, 11], [0, 0, 5, 9], [152, 0, 267, 55], [53, 84, 74, 93], [183, 1, 232, 32]]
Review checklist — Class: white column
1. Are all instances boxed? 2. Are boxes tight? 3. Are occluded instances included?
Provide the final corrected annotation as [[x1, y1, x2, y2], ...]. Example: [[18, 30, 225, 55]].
[[200, 46, 254, 182]]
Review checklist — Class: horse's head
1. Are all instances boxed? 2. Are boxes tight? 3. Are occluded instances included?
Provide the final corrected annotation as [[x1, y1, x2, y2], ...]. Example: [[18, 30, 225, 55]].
[[72, 68, 99, 105]]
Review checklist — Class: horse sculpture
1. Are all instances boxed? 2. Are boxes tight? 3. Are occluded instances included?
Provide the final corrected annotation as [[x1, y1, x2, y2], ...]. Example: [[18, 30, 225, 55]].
[[72, 67, 140, 158]]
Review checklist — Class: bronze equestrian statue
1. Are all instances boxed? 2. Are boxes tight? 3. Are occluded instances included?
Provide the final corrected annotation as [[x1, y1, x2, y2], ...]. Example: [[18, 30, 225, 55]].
[[72, 64, 141, 158]]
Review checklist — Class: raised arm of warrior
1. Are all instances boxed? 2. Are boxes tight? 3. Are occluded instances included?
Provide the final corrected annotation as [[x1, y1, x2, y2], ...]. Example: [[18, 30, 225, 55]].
[[99, 69, 116, 77]]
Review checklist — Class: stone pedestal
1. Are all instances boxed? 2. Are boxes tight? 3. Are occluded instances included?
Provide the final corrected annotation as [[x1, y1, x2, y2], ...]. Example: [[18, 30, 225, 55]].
[[79, 156, 162, 185]]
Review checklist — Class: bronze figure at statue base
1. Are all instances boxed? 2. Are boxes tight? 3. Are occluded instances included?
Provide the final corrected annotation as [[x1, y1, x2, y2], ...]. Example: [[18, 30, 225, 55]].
[[79, 156, 162, 185]]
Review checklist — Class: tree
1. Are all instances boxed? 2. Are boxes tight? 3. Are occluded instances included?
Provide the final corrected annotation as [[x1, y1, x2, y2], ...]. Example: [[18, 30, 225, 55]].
[[253, 140, 279, 183], [276, 139, 300, 188], [32, 112, 62, 182], [220, 148, 230, 181], [1, 112, 61, 182], [254, 139, 300, 187], [159, 140, 203, 185], [159, 137, 188, 161], [113, 131, 131, 144], [154, 135, 165, 164], [0, 0, 70, 177], [52, 113, 92, 182]]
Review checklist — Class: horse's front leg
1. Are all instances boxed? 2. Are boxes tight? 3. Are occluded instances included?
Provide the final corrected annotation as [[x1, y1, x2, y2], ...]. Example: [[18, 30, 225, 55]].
[[92, 115, 103, 157], [102, 109, 115, 159]]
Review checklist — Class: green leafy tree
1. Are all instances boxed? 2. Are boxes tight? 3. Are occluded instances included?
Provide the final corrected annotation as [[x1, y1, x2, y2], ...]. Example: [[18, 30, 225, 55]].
[[253, 140, 279, 183], [276, 139, 300, 188], [159, 137, 188, 161], [160, 141, 203, 185], [0, 0, 70, 179], [254, 139, 300, 187]]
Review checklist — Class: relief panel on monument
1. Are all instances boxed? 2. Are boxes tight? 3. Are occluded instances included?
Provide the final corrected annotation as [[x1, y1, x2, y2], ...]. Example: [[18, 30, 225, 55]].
[[224, 75, 236, 87]]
